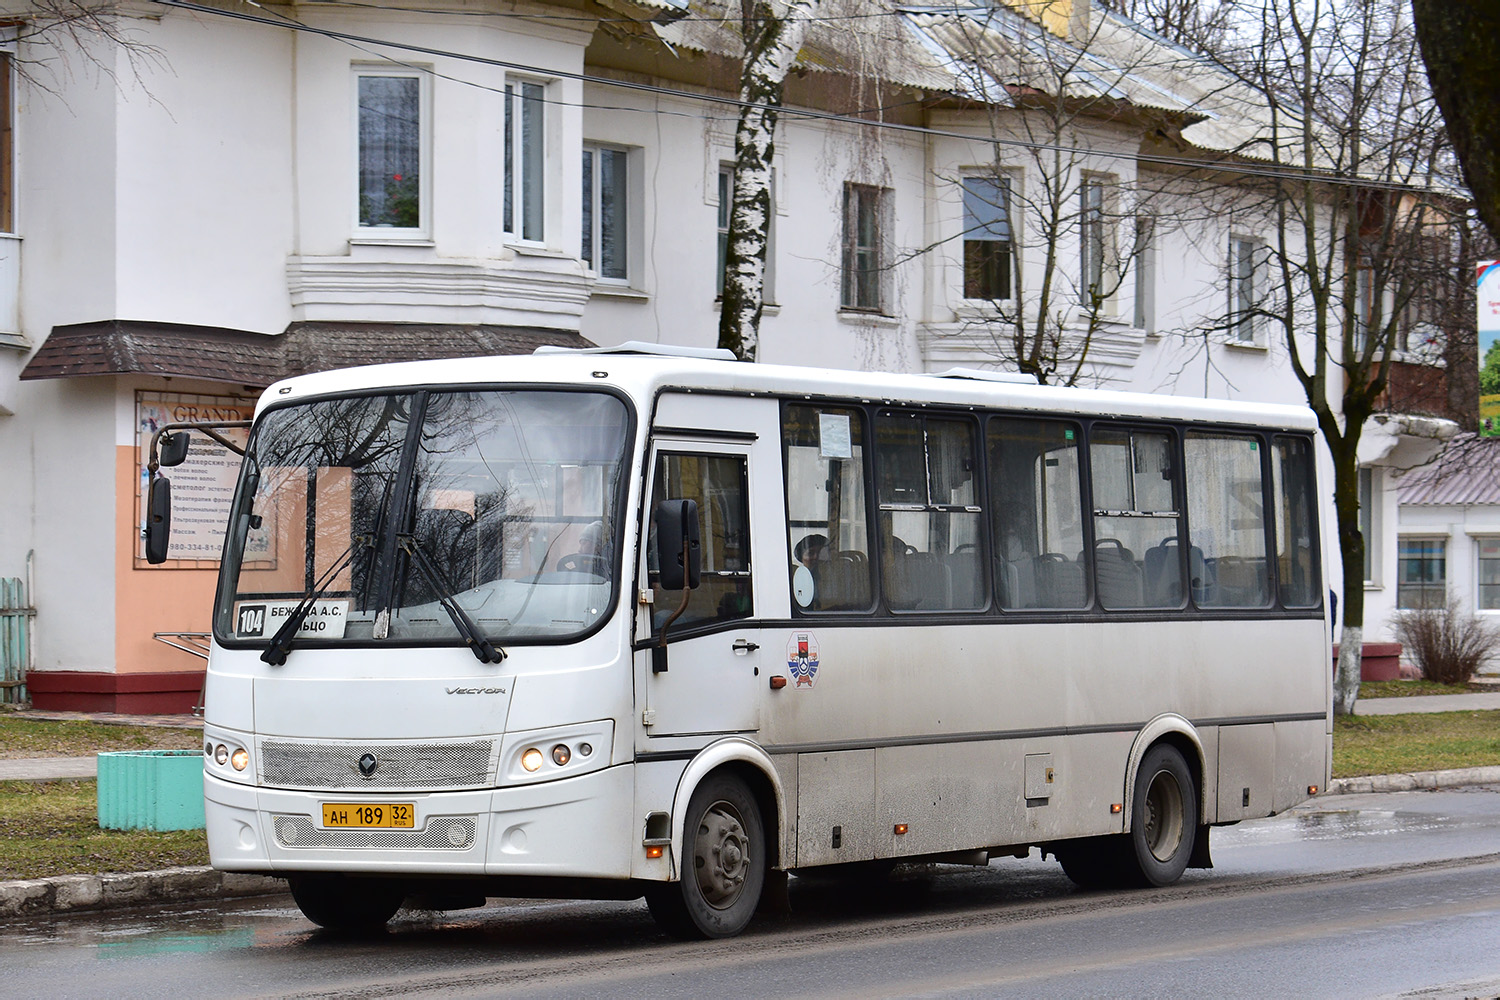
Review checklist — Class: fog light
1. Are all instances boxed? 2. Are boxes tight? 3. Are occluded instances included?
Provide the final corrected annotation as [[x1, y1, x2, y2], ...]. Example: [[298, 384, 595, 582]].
[[551, 744, 571, 767], [215, 744, 229, 766], [447, 824, 467, 847], [522, 748, 543, 772], [231, 748, 249, 771]]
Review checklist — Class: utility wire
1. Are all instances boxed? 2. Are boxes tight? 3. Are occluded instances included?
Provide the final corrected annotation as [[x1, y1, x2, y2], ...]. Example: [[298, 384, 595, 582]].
[[149, 0, 1451, 196]]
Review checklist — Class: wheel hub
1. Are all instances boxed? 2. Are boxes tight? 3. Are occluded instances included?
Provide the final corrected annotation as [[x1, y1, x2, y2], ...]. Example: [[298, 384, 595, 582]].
[[694, 801, 750, 909]]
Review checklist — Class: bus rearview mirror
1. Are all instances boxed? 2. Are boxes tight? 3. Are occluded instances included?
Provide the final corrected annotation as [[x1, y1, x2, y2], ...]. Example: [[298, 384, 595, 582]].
[[145, 476, 172, 564], [157, 431, 191, 468], [654, 498, 701, 591]]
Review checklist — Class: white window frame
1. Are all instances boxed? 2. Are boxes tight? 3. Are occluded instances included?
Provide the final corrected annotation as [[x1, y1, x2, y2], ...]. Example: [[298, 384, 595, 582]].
[[1229, 234, 1266, 345], [1134, 216, 1156, 333], [1080, 176, 1112, 308], [1474, 535, 1500, 614], [1359, 466, 1381, 587], [960, 173, 1015, 303], [503, 77, 549, 244], [583, 142, 632, 286], [841, 182, 888, 314], [1396, 534, 1448, 610], [353, 67, 432, 242]]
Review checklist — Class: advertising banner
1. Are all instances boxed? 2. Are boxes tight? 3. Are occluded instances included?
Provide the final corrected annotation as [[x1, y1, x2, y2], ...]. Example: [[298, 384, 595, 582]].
[[1479, 261, 1500, 436], [137, 392, 257, 563]]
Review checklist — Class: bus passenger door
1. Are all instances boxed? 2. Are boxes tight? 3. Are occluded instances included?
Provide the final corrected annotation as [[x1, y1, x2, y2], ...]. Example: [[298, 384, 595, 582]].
[[640, 441, 762, 736]]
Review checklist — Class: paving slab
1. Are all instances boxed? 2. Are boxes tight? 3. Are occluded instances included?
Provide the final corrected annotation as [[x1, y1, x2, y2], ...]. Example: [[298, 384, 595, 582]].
[[0, 756, 97, 782], [1354, 691, 1500, 715]]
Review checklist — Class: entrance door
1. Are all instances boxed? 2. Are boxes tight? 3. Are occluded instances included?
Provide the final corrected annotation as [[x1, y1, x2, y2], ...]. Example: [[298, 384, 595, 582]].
[[640, 440, 763, 736]]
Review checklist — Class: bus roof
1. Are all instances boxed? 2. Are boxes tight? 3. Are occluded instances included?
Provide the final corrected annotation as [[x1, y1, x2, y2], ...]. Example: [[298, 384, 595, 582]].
[[258, 345, 1319, 433]]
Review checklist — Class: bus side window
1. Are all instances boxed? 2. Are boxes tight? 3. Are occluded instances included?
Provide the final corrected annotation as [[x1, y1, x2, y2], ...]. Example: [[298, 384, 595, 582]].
[[1089, 426, 1184, 610], [988, 417, 1087, 610], [1185, 432, 1271, 608], [783, 405, 873, 612], [1273, 436, 1320, 608], [647, 452, 752, 632]]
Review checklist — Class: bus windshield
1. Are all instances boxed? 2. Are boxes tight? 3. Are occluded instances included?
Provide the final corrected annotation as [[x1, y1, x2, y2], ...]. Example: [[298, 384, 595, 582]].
[[214, 389, 631, 648]]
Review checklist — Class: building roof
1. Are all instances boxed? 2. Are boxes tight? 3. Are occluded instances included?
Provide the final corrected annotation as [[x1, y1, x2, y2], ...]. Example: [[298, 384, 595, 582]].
[[19, 320, 594, 388], [1397, 434, 1500, 506]]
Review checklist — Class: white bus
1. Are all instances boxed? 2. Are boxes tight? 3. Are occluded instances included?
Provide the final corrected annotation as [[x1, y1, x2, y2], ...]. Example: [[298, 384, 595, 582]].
[[149, 344, 1331, 938]]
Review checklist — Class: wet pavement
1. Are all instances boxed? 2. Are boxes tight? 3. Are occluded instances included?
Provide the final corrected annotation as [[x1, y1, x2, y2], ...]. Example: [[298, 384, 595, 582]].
[[5, 786, 1500, 998]]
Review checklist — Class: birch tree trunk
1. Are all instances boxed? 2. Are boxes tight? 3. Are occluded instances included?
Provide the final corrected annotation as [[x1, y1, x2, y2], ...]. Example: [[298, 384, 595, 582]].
[[718, 0, 819, 362]]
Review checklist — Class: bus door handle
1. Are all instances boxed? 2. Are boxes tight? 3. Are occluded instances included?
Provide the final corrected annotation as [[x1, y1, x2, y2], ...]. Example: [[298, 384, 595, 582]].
[[732, 639, 760, 654]]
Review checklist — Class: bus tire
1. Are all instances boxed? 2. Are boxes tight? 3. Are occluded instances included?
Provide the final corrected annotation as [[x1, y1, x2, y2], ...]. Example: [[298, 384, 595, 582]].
[[1054, 837, 1126, 889], [289, 875, 405, 931], [646, 772, 765, 939], [1124, 743, 1197, 887]]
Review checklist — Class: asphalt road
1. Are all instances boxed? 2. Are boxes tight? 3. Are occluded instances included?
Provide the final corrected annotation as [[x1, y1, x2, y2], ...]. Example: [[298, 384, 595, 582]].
[[8, 786, 1500, 999]]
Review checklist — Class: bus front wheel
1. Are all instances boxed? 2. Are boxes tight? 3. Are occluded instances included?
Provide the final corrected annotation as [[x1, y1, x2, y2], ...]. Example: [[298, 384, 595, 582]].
[[646, 773, 766, 939], [1124, 743, 1197, 887], [289, 875, 405, 931]]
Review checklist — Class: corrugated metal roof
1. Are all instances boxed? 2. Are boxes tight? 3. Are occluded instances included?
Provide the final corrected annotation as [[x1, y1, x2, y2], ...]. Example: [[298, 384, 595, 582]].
[[1397, 434, 1500, 506]]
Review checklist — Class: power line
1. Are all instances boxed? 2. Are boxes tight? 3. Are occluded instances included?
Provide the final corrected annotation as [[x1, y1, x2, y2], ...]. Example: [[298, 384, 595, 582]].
[[148, 0, 1450, 196]]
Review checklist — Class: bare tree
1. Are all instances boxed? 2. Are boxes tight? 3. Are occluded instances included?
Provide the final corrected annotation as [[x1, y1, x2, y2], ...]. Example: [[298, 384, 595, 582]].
[[1096, 0, 1239, 50], [1175, 0, 1457, 714], [718, 0, 821, 362], [922, 5, 1184, 385]]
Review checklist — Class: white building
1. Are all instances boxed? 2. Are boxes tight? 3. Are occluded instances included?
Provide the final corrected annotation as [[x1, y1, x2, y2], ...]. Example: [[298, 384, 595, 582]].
[[0, 0, 1448, 708]]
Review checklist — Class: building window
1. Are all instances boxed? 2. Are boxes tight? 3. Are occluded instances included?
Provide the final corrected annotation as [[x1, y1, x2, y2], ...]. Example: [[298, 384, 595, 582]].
[[504, 80, 546, 242], [962, 176, 1012, 300], [1397, 538, 1446, 609], [357, 71, 425, 233], [582, 145, 628, 282], [1479, 538, 1500, 611], [1229, 236, 1264, 344], [1134, 217, 1155, 332], [1081, 179, 1107, 303], [715, 164, 776, 302], [842, 183, 885, 312], [0, 43, 12, 234]]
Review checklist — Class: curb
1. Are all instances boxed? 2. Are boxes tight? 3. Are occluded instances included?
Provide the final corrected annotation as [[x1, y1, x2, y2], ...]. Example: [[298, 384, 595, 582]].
[[0, 867, 285, 921], [1324, 765, 1500, 796]]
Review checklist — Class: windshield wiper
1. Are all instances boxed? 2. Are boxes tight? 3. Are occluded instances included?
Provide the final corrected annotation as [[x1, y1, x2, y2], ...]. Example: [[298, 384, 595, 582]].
[[261, 534, 374, 666], [397, 533, 507, 664]]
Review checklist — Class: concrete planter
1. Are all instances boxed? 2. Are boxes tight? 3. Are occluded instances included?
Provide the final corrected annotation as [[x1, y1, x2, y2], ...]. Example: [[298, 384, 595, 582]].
[[96, 750, 205, 831]]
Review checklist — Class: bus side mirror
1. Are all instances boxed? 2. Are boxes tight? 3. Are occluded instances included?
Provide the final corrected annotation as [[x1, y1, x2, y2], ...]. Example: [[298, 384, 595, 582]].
[[145, 476, 173, 564], [158, 431, 190, 468], [654, 498, 701, 591]]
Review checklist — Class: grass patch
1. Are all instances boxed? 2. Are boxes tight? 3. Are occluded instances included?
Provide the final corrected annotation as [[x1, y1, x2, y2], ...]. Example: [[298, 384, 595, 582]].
[[1333, 710, 1500, 778], [0, 780, 207, 881], [1358, 679, 1490, 699], [0, 718, 201, 760]]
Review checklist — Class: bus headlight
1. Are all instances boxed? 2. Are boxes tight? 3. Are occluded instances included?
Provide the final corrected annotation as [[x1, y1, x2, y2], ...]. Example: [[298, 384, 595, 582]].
[[215, 744, 229, 766], [501, 721, 614, 785], [231, 748, 250, 771], [521, 748, 544, 772], [551, 744, 571, 766]]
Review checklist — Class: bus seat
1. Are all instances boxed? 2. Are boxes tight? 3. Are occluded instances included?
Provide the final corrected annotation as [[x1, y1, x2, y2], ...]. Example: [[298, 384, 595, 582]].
[[1212, 555, 1270, 607], [1093, 539, 1142, 608], [1034, 553, 1085, 608], [946, 547, 984, 609], [1144, 537, 1201, 607], [888, 551, 951, 610], [812, 552, 871, 610]]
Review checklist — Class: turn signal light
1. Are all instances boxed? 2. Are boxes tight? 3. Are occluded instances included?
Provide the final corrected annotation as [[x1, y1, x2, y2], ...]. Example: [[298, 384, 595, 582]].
[[1308, 784, 1319, 795], [1110, 803, 1123, 814], [551, 744, 572, 767], [893, 823, 908, 836], [646, 845, 664, 859], [521, 748, 544, 772], [214, 745, 229, 766]]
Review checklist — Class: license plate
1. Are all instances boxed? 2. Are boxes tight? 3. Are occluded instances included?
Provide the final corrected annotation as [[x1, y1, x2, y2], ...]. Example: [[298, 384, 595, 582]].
[[321, 803, 415, 829]]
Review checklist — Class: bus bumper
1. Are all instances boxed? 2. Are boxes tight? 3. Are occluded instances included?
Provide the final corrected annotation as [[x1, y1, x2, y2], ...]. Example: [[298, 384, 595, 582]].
[[205, 765, 634, 878]]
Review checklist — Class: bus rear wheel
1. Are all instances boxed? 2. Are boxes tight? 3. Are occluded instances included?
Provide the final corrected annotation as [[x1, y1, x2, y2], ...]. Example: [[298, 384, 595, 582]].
[[289, 875, 405, 931], [646, 773, 765, 939], [1123, 744, 1197, 887]]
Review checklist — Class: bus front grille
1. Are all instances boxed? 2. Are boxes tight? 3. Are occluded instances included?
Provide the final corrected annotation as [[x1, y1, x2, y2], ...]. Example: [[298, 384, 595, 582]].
[[258, 740, 493, 790], [272, 815, 477, 850]]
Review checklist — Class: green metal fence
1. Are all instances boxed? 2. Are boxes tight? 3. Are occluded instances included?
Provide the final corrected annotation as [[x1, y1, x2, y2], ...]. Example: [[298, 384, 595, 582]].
[[0, 569, 31, 705]]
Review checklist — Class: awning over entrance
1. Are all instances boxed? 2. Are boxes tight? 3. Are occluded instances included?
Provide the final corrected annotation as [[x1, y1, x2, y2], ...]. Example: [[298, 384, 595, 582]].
[[20, 320, 596, 387]]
